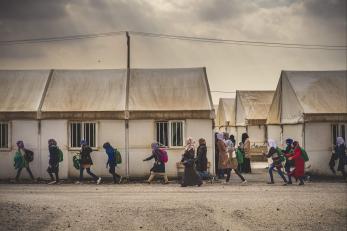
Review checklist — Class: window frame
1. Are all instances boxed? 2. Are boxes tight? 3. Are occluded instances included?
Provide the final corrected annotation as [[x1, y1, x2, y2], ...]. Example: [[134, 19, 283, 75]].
[[0, 121, 11, 151], [155, 120, 185, 148], [68, 121, 99, 151]]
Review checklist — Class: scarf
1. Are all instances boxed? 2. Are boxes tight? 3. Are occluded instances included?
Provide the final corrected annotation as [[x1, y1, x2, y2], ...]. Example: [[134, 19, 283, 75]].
[[185, 137, 195, 151]]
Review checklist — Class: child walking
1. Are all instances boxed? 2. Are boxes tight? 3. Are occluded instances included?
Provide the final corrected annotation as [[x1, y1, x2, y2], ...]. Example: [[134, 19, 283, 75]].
[[103, 142, 123, 184], [14, 140, 35, 182], [47, 139, 60, 185]]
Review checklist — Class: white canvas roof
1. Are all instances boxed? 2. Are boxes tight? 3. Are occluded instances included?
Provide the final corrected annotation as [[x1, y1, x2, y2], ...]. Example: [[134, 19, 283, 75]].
[[235, 91, 275, 126], [40, 69, 127, 119], [216, 98, 236, 127], [0, 70, 50, 119], [267, 70, 347, 124], [128, 68, 214, 119]]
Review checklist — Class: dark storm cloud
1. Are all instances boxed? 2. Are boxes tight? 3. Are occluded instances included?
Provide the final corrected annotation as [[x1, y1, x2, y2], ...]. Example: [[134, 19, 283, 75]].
[[303, 0, 346, 19], [0, 0, 69, 21]]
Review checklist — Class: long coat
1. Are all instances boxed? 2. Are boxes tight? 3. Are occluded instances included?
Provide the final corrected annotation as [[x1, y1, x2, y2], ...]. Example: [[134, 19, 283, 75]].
[[196, 144, 208, 172], [217, 140, 231, 169], [290, 147, 305, 179], [181, 149, 202, 186], [335, 144, 346, 172]]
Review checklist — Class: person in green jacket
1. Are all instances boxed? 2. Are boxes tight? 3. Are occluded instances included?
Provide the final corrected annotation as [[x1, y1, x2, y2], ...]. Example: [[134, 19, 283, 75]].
[[236, 142, 244, 173], [14, 141, 34, 182]]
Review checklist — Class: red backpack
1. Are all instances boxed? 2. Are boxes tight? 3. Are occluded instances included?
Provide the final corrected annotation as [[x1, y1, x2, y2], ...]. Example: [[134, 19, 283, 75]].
[[159, 148, 168, 163]]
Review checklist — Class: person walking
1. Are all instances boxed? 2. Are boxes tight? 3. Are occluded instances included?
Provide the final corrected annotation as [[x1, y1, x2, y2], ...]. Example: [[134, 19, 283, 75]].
[[236, 142, 244, 173], [196, 138, 209, 180], [225, 140, 247, 184], [241, 133, 252, 173], [288, 141, 305, 185], [282, 138, 294, 184], [181, 137, 202, 187], [335, 137, 346, 177], [14, 140, 35, 182], [75, 140, 101, 184], [263, 139, 287, 185], [103, 142, 123, 184], [143, 143, 169, 184], [47, 139, 60, 185], [217, 133, 229, 179]]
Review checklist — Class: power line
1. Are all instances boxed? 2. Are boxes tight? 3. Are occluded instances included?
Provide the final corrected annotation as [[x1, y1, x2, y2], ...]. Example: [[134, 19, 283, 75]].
[[130, 31, 346, 50], [0, 30, 345, 50]]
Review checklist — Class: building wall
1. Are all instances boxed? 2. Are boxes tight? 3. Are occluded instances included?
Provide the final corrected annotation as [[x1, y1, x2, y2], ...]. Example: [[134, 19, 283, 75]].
[[128, 119, 214, 177], [0, 120, 39, 179], [247, 125, 266, 146], [305, 122, 346, 175], [267, 125, 282, 147], [282, 124, 303, 145]]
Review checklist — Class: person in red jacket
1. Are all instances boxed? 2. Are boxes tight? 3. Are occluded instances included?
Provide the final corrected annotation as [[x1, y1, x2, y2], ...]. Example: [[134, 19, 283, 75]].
[[288, 141, 305, 185]]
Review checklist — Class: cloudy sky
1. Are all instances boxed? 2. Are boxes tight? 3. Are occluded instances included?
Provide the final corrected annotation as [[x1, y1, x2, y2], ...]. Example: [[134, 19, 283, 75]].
[[0, 0, 346, 103]]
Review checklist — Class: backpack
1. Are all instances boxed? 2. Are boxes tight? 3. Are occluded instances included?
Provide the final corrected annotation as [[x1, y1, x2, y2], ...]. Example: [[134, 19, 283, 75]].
[[159, 148, 168, 163], [58, 148, 64, 162], [300, 148, 309, 162], [73, 153, 81, 170], [276, 148, 285, 162], [114, 149, 122, 164], [24, 149, 34, 162]]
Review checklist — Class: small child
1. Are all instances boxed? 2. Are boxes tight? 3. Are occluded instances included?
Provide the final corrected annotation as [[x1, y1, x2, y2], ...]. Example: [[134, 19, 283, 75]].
[[263, 139, 287, 185], [47, 139, 60, 185], [14, 140, 35, 182], [103, 142, 123, 184]]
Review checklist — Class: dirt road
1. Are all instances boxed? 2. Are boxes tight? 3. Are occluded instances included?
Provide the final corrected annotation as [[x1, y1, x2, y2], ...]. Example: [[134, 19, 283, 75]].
[[0, 172, 346, 231]]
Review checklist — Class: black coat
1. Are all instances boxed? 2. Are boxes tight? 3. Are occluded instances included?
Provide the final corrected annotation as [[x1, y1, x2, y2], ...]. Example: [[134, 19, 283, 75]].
[[335, 144, 346, 171], [181, 149, 202, 186], [48, 145, 59, 166], [144, 149, 165, 173], [196, 144, 208, 172], [80, 146, 93, 165]]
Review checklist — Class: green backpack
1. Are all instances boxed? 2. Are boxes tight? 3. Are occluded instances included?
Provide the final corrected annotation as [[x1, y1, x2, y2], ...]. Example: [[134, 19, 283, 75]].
[[300, 148, 309, 162], [73, 153, 81, 170], [114, 149, 122, 164], [58, 148, 64, 162], [276, 148, 286, 162]]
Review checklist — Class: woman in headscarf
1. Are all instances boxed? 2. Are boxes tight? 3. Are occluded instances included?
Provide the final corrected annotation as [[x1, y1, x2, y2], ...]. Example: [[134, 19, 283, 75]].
[[335, 137, 346, 177], [47, 139, 60, 185], [143, 142, 169, 184], [225, 140, 247, 184], [241, 133, 252, 173], [288, 141, 305, 185], [216, 132, 229, 179], [181, 137, 202, 187], [196, 138, 208, 179], [263, 139, 287, 185]]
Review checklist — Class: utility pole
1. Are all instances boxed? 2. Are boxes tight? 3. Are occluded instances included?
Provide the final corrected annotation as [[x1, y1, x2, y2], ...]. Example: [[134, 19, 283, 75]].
[[125, 31, 130, 178]]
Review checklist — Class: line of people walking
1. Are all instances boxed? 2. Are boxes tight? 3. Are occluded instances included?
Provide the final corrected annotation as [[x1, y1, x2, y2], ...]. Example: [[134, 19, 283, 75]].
[[12, 136, 346, 185]]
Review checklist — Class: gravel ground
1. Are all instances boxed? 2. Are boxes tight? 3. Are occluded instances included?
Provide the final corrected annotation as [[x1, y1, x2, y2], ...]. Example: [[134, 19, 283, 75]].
[[0, 170, 346, 231]]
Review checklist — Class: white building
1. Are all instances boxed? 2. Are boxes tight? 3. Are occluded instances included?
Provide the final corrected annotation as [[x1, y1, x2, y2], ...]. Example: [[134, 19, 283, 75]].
[[235, 90, 275, 148], [0, 68, 215, 179], [215, 98, 236, 135], [267, 70, 347, 175]]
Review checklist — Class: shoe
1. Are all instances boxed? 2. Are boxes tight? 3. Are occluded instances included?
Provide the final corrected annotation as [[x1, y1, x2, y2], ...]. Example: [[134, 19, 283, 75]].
[[267, 182, 274, 184], [118, 176, 123, 184], [48, 181, 56, 185], [181, 184, 187, 187], [282, 183, 288, 186], [287, 181, 292, 185], [241, 180, 247, 185], [97, 177, 102, 185], [298, 182, 304, 186], [75, 181, 81, 184]]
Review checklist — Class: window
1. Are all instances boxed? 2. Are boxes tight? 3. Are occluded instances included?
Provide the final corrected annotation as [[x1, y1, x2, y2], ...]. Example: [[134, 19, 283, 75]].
[[332, 124, 346, 146], [0, 122, 9, 149], [156, 121, 184, 147], [69, 122, 97, 149]]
